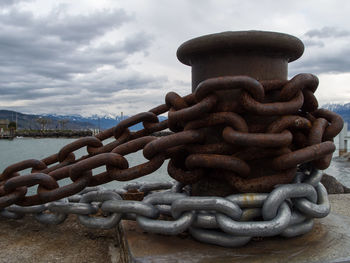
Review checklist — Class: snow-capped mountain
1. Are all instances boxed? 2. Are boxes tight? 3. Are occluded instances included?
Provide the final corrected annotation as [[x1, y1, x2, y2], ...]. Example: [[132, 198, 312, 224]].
[[43, 113, 167, 130], [322, 103, 350, 123], [322, 103, 350, 112]]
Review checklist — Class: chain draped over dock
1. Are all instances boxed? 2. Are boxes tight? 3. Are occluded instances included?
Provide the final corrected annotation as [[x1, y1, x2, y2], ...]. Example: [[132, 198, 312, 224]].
[[0, 31, 345, 247]]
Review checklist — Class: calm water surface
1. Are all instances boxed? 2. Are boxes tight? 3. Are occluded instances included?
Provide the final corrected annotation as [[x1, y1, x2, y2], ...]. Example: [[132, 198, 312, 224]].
[[0, 138, 171, 193], [0, 138, 349, 192]]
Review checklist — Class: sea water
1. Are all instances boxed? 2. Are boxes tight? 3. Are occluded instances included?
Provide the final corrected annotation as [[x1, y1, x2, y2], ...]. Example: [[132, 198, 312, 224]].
[[0, 138, 171, 193], [0, 137, 349, 195]]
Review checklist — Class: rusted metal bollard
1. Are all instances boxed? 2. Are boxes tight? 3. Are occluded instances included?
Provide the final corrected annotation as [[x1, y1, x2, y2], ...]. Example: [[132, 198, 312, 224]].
[[175, 31, 342, 196]]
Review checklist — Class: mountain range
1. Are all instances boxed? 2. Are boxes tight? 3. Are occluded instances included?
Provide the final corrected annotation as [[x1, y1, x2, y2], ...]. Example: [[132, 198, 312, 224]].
[[0, 103, 348, 131], [0, 110, 167, 131], [322, 103, 350, 124]]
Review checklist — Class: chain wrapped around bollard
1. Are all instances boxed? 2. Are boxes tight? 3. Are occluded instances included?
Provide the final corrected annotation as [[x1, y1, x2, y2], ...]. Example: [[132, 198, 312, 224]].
[[0, 170, 332, 247], [0, 31, 345, 247]]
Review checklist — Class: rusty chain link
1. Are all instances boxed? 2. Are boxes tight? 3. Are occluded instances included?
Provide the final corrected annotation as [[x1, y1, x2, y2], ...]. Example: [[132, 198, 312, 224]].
[[0, 73, 344, 209]]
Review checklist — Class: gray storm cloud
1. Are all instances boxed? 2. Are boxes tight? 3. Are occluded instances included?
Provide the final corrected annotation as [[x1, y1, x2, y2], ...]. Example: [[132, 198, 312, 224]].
[[289, 27, 350, 76], [0, 0, 33, 7], [305, 27, 350, 38], [0, 3, 168, 115]]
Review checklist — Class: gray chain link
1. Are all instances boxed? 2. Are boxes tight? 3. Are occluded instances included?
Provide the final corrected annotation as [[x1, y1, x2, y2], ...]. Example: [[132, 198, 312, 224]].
[[0, 170, 331, 247], [35, 199, 68, 225]]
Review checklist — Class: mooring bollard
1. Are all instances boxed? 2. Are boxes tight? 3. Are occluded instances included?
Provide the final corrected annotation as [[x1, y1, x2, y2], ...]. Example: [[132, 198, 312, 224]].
[[173, 31, 343, 196], [0, 31, 345, 248]]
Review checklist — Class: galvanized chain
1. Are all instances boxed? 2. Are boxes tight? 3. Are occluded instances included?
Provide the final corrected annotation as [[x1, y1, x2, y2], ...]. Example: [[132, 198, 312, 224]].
[[0, 167, 330, 247], [0, 73, 343, 209]]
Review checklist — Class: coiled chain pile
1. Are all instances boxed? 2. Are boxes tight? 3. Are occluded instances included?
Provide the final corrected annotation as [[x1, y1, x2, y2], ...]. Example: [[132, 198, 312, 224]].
[[0, 166, 331, 247], [0, 73, 344, 247]]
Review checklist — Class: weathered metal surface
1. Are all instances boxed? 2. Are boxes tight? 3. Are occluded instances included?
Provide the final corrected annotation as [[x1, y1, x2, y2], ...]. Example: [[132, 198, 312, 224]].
[[177, 31, 304, 89]]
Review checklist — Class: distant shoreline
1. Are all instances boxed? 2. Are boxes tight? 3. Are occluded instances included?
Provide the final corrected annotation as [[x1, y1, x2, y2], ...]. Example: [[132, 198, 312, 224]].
[[11, 130, 173, 139], [15, 130, 93, 138]]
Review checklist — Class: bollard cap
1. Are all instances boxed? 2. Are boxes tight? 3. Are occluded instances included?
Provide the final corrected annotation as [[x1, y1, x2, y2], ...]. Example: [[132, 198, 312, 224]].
[[177, 31, 304, 66]]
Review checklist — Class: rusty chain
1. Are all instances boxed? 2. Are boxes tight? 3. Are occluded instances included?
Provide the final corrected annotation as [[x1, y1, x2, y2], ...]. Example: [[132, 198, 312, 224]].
[[0, 73, 344, 209]]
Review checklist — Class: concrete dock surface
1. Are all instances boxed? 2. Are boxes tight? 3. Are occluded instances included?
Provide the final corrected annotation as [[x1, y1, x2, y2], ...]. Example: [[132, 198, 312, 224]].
[[0, 215, 125, 263], [1, 194, 350, 263]]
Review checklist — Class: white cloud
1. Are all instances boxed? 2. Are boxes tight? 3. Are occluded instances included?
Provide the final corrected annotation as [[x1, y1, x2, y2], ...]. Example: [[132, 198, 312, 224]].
[[317, 73, 350, 106]]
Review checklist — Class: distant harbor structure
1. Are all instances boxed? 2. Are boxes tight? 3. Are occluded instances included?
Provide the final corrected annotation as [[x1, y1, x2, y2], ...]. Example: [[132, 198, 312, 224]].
[[0, 119, 9, 132], [91, 129, 100, 136], [0, 119, 14, 139]]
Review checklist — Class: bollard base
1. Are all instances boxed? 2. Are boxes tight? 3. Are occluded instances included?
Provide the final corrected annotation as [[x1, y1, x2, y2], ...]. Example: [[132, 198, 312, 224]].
[[121, 194, 350, 263]]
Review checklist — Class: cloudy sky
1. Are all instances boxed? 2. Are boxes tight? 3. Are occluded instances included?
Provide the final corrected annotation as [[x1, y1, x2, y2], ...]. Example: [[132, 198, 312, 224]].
[[0, 0, 349, 117]]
